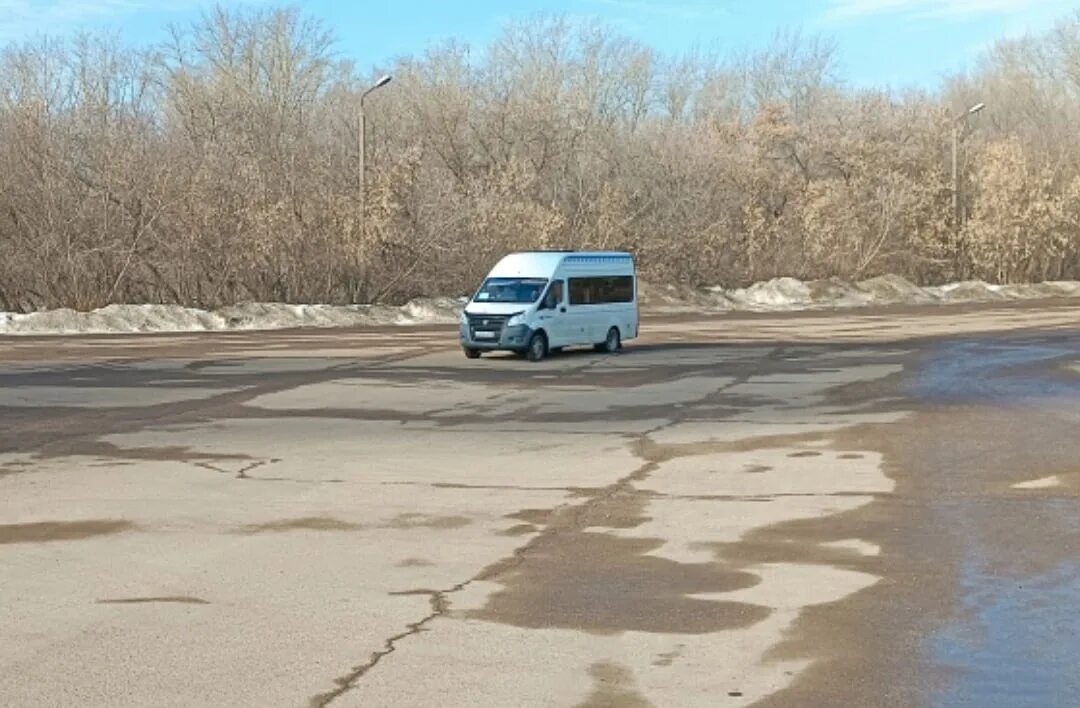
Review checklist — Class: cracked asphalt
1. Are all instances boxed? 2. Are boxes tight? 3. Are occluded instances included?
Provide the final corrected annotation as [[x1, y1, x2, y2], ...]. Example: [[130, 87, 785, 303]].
[[1, 301, 1079, 707]]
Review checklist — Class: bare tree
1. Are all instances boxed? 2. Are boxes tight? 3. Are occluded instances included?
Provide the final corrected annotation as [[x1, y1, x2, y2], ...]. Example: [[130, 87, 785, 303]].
[[3, 5, 1080, 313]]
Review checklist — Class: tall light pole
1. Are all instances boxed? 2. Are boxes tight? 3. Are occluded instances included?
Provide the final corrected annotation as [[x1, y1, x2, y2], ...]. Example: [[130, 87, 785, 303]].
[[952, 101, 985, 231], [359, 74, 392, 221]]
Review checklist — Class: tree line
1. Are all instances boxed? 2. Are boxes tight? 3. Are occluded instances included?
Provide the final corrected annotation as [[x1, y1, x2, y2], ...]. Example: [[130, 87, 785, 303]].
[[2, 5, 1079, 311]]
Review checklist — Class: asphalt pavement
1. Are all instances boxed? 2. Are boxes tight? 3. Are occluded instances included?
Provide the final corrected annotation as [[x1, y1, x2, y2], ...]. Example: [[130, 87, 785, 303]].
[[1, 302, 1078, 707]]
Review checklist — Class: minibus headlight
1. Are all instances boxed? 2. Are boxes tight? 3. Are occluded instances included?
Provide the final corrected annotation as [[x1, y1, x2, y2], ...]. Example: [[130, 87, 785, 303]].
[[506, 313, 525, 328]]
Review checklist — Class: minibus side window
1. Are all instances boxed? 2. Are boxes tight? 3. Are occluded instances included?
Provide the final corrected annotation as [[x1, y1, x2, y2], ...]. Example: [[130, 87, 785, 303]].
[[570, 276, 596, 304], [543, 281, 564, 309], [569, 276, 634, 305]]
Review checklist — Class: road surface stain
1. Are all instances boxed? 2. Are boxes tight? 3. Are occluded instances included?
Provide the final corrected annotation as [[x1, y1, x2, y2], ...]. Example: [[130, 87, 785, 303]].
[[499, 523, 539, 536], [651, 644, 685, 667], [0, 520, 135, 544], [575, 662, 654, 708], [396, 558, 434, 568], [97, 596, 209, 605], [240, 517, 363, 533], [387, 513, 472, 530]]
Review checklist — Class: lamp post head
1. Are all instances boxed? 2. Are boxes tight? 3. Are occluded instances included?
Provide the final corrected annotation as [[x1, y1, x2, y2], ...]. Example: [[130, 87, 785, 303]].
[[361, 75, 393, 103], [954, 101, 986, 123]]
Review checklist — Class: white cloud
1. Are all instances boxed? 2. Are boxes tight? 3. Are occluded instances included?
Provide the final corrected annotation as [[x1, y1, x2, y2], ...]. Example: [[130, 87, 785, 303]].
[[0, 0, 266, 41], [824, 0, 1077, 22]]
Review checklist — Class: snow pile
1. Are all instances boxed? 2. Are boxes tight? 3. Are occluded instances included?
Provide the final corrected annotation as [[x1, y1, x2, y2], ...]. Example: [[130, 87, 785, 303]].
[[0, 304, 228, 335], [639, 283, 723, 311], [728, 277, 818, 309], [856, 274, 937, 305], [642, 275, 1080, 312], [0, 297, 467, 336], [397, 297, 469, 324], [3, 276, 1080, 336], [925, 280, 1080, 302]]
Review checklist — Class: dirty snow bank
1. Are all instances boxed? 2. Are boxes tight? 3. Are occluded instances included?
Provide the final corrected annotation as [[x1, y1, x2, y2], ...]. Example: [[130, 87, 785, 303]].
[[641, 275, 1080, 312], [0, 297, 466, 336], [3, 275, 1080, 335]]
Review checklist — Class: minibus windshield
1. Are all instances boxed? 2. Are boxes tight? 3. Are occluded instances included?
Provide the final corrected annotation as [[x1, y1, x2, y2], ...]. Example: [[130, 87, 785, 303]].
[[473, 278, 549, 304]]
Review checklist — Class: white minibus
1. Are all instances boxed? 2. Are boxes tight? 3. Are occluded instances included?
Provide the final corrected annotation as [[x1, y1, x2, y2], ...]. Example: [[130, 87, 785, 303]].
[[459, 250, 639, 361]]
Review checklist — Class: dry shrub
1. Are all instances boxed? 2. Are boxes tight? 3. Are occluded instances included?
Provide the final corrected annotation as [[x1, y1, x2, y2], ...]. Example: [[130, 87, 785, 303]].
[[3, 6, 1080, 311]]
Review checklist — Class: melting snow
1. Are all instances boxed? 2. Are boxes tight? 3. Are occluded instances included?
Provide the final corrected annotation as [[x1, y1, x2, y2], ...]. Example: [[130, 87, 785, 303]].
[[0, 298, 466, 336], [1011, 476, 1064, 490], [3, 275, 1080, 336], [641, 275, 1080, 313]]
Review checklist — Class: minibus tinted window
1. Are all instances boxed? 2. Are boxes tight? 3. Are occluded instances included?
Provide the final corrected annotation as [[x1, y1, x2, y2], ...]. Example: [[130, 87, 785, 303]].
[[474, 278, 549, 303], [568, 276, 634, 305], [542, 281, 564, 309]]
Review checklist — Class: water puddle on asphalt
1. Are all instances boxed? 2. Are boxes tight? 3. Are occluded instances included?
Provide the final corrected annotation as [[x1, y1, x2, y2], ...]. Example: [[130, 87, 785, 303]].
[[469, 528, 770, 635], [930, 557, 1080, 707], [904, 341, 1080, 706]]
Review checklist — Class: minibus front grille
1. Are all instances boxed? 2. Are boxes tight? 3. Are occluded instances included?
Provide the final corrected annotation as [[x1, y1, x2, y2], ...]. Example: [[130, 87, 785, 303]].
[[467, 313, 510, 340]]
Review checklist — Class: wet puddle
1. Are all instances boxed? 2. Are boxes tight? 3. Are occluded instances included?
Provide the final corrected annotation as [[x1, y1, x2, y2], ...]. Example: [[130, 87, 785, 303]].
[[905, 339, 1080, 706], [930, 558, 1080, 707], [469, 529, 769, 635]]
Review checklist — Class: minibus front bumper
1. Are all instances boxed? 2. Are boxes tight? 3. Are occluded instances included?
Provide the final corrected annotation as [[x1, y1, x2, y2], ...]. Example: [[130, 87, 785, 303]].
[[459, 316, 533, 351]]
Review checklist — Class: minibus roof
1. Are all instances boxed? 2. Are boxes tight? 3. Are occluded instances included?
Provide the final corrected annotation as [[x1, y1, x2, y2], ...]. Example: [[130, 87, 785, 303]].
[[487, 251, 634, 279]]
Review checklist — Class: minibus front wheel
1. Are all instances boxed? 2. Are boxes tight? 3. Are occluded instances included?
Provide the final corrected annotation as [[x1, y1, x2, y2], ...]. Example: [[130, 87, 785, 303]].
[[464, 347, 481, 359], [526, 331, 548, 362]]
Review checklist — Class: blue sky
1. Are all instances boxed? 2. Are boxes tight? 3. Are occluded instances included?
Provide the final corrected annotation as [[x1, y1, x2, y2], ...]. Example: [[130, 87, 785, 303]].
[[1, 0, 1078, 89]]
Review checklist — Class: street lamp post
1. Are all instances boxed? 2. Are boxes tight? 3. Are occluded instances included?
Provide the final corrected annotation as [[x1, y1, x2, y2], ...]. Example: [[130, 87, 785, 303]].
[[952, 102, 985, 230], [359, 74, 392, 220]]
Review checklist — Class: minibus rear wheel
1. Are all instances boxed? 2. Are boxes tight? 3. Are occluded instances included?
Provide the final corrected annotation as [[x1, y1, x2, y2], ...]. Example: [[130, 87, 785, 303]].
[[595, 327, 621, 354]]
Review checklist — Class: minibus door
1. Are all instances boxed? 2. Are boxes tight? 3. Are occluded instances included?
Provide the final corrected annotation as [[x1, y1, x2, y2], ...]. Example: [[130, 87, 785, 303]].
[[537, 280, 568, 346]]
